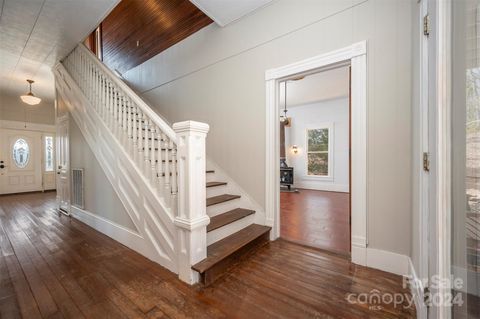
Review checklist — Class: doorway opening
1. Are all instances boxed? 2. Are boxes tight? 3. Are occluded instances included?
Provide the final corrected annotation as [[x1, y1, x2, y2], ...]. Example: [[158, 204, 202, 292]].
[[265, 41, 367, 266], [278, 66, 351, 255]]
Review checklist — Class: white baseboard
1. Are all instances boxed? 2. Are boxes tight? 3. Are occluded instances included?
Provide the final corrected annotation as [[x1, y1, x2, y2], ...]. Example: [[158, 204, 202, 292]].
[[409, 258, 427, 319], [70, 206, 153, 259], [367, 248, 410, 276], [353, 247, 419, 317], [352, 246, 409, 276], [293, 181, 349, 192]]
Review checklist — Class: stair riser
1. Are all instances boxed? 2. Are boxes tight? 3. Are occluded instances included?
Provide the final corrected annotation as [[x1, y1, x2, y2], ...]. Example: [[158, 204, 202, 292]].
[[206, 184, 230, 198], [206, 172, 217, 183], [207, 214, 255, 245], [207, 199, 242, 217]]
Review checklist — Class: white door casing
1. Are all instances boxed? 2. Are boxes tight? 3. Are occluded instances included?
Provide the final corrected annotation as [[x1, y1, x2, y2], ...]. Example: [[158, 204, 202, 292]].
[[56, 114, 70, 213], [265, 41, 368, 266], [420, 0, 431, 287]]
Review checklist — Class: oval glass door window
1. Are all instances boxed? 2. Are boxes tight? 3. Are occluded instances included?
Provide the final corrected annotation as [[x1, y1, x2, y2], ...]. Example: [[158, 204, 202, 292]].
[[12, 138, 30, 168]]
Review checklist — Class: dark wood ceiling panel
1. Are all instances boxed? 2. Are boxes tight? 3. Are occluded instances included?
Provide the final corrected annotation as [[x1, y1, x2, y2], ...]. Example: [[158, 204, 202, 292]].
[[101, 0, 213, 74]]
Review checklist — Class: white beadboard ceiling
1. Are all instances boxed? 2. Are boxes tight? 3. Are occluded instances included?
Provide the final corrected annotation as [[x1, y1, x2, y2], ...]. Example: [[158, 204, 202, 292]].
[[279, 66, 350, 108], [189, 0, 273, 27], [0, 0, 119, 103]]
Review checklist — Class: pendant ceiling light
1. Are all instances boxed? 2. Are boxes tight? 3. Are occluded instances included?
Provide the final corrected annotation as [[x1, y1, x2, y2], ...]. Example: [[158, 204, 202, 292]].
[[280, 81, 290, 126], [20, 79, 41, 105]]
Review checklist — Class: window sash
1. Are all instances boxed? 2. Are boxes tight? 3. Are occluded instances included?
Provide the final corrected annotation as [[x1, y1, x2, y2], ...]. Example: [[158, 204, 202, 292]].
[[44, 136, 54, 172], [306, 127, 330, 177]]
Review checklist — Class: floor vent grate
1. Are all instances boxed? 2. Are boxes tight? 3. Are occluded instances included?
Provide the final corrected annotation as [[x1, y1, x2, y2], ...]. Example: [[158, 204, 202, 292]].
[[72, 168, 84, 209]]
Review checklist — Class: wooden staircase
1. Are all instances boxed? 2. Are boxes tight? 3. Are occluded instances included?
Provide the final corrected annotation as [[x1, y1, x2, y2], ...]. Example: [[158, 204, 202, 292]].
[[192, 170, 271, 285], [58, 43, 271, 284]]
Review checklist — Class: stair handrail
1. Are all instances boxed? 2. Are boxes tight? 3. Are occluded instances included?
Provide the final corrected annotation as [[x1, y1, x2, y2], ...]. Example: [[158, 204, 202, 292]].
[[75, 44, 177, 143]]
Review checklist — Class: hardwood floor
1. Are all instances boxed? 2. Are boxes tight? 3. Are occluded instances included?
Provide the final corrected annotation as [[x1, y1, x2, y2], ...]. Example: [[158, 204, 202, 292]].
[[0, 192, 415, 318], [281, 189, 350, 254]]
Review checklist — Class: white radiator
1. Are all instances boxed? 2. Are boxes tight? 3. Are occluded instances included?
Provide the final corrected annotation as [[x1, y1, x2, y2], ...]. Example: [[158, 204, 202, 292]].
[[72, 168, 85, 209]]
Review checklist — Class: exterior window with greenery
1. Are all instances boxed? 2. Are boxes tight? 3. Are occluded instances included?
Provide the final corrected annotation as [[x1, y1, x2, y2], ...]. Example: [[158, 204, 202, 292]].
[[306, 127, 330, 177]]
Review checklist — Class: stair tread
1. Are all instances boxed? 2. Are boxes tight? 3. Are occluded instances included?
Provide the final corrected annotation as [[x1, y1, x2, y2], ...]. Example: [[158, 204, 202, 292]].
[[207, 208, 255, 232], [192, 224, 271, 273], [206, 181, 227, 188], [206, 194, 240, 207]]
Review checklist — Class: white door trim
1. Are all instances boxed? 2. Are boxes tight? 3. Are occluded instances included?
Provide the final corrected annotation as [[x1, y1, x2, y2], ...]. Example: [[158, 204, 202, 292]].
[[419, 0, 430, 288], [265, 41, 368, 266], [435, 0, 452, 317]]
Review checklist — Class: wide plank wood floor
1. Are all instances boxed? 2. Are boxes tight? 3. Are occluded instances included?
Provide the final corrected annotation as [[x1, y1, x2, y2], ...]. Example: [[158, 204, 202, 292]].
[[0, 192, 415, 318], [281, 189, 350, 254]]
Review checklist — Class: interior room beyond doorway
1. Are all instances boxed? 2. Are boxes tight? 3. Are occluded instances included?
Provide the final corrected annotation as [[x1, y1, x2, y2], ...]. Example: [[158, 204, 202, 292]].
[[279, 66, 351, 255]]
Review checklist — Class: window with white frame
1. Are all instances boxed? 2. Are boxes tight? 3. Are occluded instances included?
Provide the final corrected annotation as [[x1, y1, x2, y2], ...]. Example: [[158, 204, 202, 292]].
[[44, 136, 54, 172], [306, 126, 331, 177]]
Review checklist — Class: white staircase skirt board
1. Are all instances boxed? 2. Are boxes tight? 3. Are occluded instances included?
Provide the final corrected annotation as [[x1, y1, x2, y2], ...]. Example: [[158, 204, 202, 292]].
[[71, 206, 154, 260], [54, 64, 178, 273]]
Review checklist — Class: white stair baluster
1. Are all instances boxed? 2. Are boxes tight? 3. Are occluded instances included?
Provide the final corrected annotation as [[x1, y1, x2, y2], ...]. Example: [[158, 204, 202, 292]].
[[144, 114, 150, 177], [127, 98, 133, 153], [170, 141, 178, 214], [122, 94, 129, 141], [150, 122, 157, 188], [163, 133, 170, 208], [157, 129, 164, 199], [137, 109, 144, 166], [95, 67, 99, 110], [113, 86, 118, 133], [132, 105, 138, 161], [118, 93, 124, 138]]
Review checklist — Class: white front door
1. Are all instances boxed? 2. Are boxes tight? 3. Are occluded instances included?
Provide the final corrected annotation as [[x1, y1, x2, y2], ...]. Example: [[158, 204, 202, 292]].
[[56, 115, 70, 213], [0, 129, 43, 194]]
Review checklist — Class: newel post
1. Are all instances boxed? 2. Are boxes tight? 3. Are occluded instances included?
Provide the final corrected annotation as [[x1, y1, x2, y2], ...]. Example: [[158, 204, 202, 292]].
[[172, 120, 210, 284]]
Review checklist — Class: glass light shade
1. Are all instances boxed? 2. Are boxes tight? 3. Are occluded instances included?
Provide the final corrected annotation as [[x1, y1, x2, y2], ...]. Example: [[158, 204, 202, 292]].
[[20, 92, 41, 105]]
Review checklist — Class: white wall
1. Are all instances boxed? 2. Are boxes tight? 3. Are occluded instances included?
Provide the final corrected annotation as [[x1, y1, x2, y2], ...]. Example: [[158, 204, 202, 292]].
[[124, 0, 413, 256], [0, 92, 55, 125], [69, 118, 137, 231], [285, 98, 349, 192]]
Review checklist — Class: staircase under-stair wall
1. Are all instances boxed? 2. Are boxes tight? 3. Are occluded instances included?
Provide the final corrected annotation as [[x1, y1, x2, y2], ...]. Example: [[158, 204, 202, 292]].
[[54, 44, 270, 285]]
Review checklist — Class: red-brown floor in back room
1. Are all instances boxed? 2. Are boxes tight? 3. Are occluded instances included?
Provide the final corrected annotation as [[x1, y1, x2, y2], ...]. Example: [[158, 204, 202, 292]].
[[281, 189, 350, 254], [0, 192, 415, 318]]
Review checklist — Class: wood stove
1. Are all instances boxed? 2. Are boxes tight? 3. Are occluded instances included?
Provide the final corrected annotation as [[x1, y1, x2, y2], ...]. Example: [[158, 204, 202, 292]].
[[280, 158, 294, 190]]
